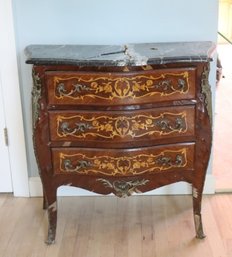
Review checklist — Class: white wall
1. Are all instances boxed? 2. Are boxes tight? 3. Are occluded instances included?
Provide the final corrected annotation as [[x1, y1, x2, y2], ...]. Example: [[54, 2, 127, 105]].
[[12, 0, 219, 178]]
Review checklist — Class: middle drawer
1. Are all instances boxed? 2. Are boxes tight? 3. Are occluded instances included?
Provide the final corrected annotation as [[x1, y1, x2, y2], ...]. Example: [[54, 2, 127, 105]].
[[49, 106, 195, 144]]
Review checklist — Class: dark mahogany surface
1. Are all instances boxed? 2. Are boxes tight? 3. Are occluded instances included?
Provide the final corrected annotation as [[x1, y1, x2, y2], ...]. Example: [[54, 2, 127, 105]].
[[26, 42, 214, 244]]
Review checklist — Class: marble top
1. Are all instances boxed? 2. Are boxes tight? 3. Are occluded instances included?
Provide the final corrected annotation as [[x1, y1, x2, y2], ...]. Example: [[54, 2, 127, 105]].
[[25, 41, 216, 66]]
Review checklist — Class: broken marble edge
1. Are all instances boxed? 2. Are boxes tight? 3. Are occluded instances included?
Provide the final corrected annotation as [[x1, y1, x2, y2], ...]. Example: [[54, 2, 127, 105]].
[[25, 41, 216, 66]]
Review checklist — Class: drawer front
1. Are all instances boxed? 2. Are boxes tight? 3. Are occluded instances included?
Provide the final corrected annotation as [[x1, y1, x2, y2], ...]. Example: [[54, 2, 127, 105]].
[[52, 143, 195, 176], [46, 68, 196, 106], [49, 106, 195, 143]]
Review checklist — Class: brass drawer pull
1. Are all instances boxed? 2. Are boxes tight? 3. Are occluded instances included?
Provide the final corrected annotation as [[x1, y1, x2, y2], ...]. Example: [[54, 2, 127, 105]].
[[155, 78, 186, 92], [63, 159, 92, 172], [60, 121, 92, 134], [177, 78, 186, 89], [155, 117, 184, 131], [155, 154, 183, 167], [57, 83, 90, 97]]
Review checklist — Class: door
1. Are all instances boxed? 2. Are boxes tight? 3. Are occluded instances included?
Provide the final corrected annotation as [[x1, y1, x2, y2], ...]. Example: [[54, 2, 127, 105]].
[[0, 0, 29, 196], [0, 73, 13, 192]]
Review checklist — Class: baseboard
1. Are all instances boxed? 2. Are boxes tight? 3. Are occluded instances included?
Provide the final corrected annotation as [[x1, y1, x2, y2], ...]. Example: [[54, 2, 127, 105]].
[[29, 174, 215, 197]]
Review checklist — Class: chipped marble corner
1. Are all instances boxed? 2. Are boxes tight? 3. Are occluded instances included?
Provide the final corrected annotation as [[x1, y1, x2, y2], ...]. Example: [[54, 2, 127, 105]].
[[48, 201, 57, 212], [123, 66, 130, 72], [127, 45, 148, 66], [194, 214, 206, 239], [141, 65, 153, 71]]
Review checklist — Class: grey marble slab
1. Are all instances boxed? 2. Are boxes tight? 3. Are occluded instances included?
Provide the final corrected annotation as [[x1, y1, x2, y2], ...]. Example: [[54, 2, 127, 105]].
[[25, 41, 216, 66]]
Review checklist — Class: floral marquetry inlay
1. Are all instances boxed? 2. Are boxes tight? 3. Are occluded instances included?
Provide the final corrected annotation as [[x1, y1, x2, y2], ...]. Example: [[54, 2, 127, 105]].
[[56, 112, 187, 140], [57, 148, 188, 176], [54, 72, 189, 101]]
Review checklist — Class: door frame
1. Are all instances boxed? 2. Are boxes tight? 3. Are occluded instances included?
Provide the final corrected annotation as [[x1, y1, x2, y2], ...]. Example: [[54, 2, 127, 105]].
[[0, 0, 29, 197], [0, 73, 13, 192]]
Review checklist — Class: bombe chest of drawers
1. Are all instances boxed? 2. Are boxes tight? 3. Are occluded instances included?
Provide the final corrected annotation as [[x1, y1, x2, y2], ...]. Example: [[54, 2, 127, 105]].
[[25, 42, 215, 244]]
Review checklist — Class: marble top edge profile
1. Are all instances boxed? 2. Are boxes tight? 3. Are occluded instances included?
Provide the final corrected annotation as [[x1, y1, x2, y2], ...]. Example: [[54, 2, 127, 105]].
[[25, 41, 216, 66]]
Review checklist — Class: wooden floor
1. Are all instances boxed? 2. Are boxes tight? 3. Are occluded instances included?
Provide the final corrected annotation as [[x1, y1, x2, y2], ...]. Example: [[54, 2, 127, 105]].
[[0, 194, 232, 257]]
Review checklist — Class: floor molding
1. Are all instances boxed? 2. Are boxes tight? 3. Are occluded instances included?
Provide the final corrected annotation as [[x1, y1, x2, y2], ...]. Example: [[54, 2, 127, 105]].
[[29, 175, 215, 197]]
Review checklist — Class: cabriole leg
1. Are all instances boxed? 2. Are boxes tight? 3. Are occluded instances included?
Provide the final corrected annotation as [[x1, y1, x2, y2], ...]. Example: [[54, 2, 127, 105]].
[[194, 213, 205, 239], [192, 187, 206, 239], [44, 189, 57, 244]]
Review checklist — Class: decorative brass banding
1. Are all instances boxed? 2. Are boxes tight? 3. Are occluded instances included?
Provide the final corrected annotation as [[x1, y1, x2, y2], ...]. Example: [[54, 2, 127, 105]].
[[96, 178, 150, 198], [200, 63, 212, 124], [32, 71, 42, 128], [56, 112, 187, 139], [53, 72, 189, 101], [58, 148, 188, 176]]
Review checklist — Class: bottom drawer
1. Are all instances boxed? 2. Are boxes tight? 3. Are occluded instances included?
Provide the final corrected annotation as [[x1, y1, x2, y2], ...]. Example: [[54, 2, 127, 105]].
[[52, 143, 194, 176]]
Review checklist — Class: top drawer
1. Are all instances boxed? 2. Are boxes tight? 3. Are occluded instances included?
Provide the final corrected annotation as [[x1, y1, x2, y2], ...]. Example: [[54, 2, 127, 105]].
[[46, 68, 196, 107]]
